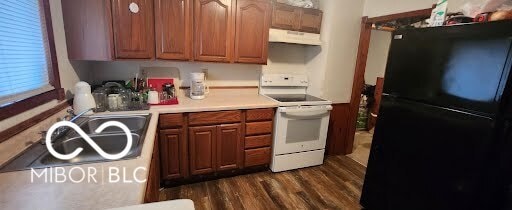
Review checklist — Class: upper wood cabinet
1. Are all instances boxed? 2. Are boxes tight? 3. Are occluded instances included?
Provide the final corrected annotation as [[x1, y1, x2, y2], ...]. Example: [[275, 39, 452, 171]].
[[193, 0, 235, 62], [234, 0, 271, 64], [271, 2, 300, 31], [61, 0, 115, 60], [155, 0, 192, 60], [62, 0, 272, 63], [271, 2, 322, 34], [111, 0, 155, 59], [299, 8, 322, 33]]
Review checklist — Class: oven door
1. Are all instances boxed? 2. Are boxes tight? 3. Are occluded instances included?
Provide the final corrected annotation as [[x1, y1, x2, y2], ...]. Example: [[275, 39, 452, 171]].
[[273, 105, 332, 155]]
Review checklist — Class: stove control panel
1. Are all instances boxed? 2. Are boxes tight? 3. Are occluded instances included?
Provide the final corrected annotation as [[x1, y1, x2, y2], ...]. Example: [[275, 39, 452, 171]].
[[261, 74, 309, 87]]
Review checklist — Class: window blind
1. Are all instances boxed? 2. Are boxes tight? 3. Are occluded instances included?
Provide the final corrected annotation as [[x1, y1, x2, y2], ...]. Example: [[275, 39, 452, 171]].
[[0, 0, 52, 106]]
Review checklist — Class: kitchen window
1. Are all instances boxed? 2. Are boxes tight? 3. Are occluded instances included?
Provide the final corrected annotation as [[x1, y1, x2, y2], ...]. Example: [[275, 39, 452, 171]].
[[0, 0, 63, 121]]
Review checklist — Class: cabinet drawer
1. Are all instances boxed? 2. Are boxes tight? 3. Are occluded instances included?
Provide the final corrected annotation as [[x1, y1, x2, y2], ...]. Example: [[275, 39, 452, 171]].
[[246, 109, 274, 122], [246, 121, 273, 136], [159, 114, 184, 128], [189, 110, 242, 126], [245, 147, 270, 167], [245, 135, 272, 149]]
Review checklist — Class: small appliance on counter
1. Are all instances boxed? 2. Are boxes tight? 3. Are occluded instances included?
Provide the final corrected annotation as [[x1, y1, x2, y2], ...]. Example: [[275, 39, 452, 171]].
[[190, 72, 209, 100], [73, 81, 96, 115], [147, 78, 179, 105]]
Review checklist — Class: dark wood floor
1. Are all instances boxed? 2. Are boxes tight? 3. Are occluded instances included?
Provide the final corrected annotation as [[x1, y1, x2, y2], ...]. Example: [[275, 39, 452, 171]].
[[160, 155, 366, 210]]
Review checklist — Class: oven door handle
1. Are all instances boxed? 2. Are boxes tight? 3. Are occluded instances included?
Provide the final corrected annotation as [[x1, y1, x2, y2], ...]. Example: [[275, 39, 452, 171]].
[[278, 105, 332, 117]]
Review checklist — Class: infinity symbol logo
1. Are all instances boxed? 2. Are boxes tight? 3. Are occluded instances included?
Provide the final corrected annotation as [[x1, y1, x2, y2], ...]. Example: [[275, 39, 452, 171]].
[[45, 121, 133, 160]]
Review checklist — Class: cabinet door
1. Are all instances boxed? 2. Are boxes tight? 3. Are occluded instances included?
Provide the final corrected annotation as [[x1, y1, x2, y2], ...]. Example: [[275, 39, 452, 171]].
[[194, 0, 235, 62], [189, 126, 217, 175], [112, 0, 155, 59], [216, 124, 242, 171], [234, 0, 271, 64], [159, 129, 188, 179], [155, 0, 192, 60], [299, 8, 322, 34], [271, 3, 300, 31]]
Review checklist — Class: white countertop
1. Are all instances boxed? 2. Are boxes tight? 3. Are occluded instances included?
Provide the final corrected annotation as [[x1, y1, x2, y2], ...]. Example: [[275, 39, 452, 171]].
[[150, 89, 278, 113], [0, 89, 277, 210]]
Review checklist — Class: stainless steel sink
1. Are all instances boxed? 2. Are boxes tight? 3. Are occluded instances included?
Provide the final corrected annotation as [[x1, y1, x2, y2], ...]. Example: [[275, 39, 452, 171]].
[[76, 116, 148, 134], [0, 113, 151, 173]]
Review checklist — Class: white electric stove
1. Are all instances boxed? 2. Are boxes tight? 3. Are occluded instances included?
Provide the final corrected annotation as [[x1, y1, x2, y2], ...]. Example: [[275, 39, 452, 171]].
[[260, 74, 332, 172]]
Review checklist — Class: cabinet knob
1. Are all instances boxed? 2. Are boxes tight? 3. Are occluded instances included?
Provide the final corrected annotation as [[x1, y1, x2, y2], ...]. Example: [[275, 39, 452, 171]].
[[129, 2, 140, 14]]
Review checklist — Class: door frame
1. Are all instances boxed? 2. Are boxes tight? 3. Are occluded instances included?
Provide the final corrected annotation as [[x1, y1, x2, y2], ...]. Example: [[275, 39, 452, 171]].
[[345, 6, 435, 154]]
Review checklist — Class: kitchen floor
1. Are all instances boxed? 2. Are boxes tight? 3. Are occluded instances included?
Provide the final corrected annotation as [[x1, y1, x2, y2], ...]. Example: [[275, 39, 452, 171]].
[[347, 131, 373, 167], [160, 155, 365, 210]]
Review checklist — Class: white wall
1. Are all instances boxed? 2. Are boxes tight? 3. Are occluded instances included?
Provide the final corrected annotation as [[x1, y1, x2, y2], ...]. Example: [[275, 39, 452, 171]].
[[363, 0, 467, 17], [90, 43, 307, 87], [306, 0, 366, 103], [0, 0, 90, 132], [365, 30, 391, 85]]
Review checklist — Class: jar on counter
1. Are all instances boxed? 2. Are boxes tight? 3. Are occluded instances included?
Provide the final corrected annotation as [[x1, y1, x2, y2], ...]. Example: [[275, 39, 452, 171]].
[[118, 89, 131, 110], [108, 94, 120, 111]]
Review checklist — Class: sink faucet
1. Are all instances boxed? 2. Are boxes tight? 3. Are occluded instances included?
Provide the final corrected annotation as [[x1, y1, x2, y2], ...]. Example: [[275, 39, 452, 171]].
[[68, 108, 95, 123], [40, 108, 94, 145]]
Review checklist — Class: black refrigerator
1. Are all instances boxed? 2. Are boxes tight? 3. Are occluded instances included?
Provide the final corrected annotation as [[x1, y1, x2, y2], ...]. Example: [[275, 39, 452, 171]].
[[360, 21, 512, 210]]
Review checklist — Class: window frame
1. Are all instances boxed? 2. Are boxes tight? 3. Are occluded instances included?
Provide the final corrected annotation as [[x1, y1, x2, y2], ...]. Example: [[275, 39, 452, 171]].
[[0, 0, 64, 121]]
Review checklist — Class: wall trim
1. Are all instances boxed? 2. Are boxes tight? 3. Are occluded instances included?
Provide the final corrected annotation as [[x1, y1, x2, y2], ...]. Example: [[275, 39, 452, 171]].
[[326, 103, 351, 156], [346, 7, 434, 155]]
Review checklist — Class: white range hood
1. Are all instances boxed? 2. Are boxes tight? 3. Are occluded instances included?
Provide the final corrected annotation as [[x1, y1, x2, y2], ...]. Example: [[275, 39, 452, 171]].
[[268, 28, 322, 46]]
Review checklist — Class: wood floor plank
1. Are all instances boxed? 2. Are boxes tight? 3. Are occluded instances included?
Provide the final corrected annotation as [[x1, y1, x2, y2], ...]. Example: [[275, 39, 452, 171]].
[[235, 175, 276, 209], [160, 155, 365, 210], [218, 178, 245, 210], [300, 168, 360, 209], [289, 171, 339, 209], [205, 181, 230, 209]]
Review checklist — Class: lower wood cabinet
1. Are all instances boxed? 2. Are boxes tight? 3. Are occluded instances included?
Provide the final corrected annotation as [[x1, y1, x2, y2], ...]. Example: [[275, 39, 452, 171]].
[[245, 147, 271, 167], [159, 128, 188, 179], [189, 126, 217, 175], [216, 124, 243, 171], [159, 109, 274, 183], [189, 123, 243, 175]]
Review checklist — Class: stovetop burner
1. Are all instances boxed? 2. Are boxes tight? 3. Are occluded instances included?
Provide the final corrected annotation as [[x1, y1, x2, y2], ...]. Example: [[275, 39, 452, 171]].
[[266, 94, 327, 103]]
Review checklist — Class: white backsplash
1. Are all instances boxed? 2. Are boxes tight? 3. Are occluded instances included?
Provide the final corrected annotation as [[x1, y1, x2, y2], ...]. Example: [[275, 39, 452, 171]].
[[88, 43, 308, 88]]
